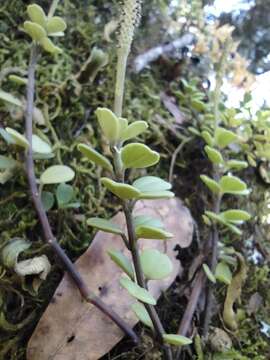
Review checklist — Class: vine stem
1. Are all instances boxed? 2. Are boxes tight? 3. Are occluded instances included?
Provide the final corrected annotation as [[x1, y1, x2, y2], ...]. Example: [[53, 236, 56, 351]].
[[24, 43, 139, 344], [112, 47, 172, 360]]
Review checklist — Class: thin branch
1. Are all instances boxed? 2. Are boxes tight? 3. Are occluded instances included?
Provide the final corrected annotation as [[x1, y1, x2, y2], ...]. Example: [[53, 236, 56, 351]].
[[122, 202, 173, 360], [176, 270, 206, 360], [24, 43, 139, 344]]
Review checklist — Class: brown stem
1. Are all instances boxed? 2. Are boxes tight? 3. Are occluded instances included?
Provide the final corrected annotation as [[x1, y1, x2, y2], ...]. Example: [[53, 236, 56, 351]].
[[203, 195, 221, 336], [176, 270, 206, 360], [24, 44, 138, 344], [123, 202, 173, 360]]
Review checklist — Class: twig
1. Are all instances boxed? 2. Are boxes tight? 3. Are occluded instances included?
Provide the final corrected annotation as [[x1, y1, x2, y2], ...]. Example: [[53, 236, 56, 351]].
[[24, 43, 139, 344], [202, 196, 221, 336], [169, 137, 191, 184], [133, 34, 195, 73], [176, 270, 206, 360]]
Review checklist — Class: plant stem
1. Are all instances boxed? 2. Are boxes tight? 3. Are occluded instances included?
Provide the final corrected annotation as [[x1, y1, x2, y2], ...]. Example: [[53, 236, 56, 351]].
[[114, 49, 128, 117], [48, 0, 61, 18], [24, 43, 139, 344], [122, 202, 173, 360]]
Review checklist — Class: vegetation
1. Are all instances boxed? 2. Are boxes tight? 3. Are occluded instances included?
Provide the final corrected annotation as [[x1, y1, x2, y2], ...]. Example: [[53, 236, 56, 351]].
[[0, 0, 269, 359]]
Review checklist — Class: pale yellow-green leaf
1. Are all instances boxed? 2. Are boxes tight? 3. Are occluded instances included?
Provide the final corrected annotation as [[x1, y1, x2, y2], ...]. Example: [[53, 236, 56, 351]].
[[77, 144, 113, 171], [136, 225, 173, 240], [24, 21, 46, 41], [120, 121, 148, 142], [32, 134, 52, 154], [0, 90, 23, 107], [87, 218, 123, 235], [131, 303, 153, 329], [205, 146, 224, 164], [27, 4, 47, 28], [121, 143, 160, 169], [140, 249, 173, 280], [108, 250, 134, 279], [46, 16, 67, 34], [215, 127, 237, 149], [40, 165, 75, 185], [120, 277, 156, 305], [200, 175, 221, 194], [40, 37, 62, 54], [163, 334, 192, 346], [219, 176, 249, 195], [5, 127, 29, 149], [101, 177, 141, 200], [95, 107, 119, 142], [203, 263, 216, 283]]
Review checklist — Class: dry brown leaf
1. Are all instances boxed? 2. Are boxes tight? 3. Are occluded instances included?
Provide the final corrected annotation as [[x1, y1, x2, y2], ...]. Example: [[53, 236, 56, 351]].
[[27, 198, 193, 360]]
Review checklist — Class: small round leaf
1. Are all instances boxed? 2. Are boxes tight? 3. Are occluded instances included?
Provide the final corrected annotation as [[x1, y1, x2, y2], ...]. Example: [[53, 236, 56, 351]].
[[46, 16, 67, 34], [136, 226, 173, 240], [40, 165, 75, 185], [205, 146, 224, 164], [108, 250, 134, 279], [200, 175, 221, 194], [0, 90, 23, 107], [101, 177, 141, 200], [32, 134, 52, 154], [141, 249, 173, 280], [120, 277, 156, 305], [5, 128, 29, 149], [41, 191, 55, 211], [220, 176, 249, 195], [95, 108, 119, 143], [56, 183, 74, 207], [133, 176, 172, 192], [163, 334, 192, 346], [77, 144, 113, 171], [203, 263, 216, 283], [27, 4, 47, 28], [121, 143, 160, 169], [87, 217, 124, 235], [215, 262, 232, 285], [24, 21, 46, 41], [215, 127, 237, 149], [40, 37, 62, 54], [120, 121, 148, 142], [131, 303, 153, 328]]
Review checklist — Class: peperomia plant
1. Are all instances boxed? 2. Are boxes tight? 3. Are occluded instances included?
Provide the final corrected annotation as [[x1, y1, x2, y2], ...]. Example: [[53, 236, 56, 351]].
[[78, 1, 191, 359], [197, 34, 252, 335], [0, 0, 138, 344]]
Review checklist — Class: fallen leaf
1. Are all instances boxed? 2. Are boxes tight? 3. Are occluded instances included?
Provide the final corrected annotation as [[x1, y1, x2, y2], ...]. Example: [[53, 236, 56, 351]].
[[27, 198, 193, 360]]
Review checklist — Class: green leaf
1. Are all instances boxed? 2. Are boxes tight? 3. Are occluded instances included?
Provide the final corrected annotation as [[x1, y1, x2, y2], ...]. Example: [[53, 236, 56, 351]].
[[200, 175, 221, 194], [118, 117, 128, 137], [56, 183, 74, 207], [132, 176, 172, 192], [120, 121, 148, 142], [131, 303, 153, 328], [24, 21, 46, 41], [191, 99, 206, 112], [136, 226, 173, 240], [32, 134, 52, 154], [140, 249, 173, 280], [5, 128, 29, 149], [101, 177, 141, 200], [9, 75, 28, 86], [40, 37, 62, 54], [1, 238, 31, 268], [77, 144, 113, 171], [95, 107, 119, 142], [40, 165, 75, 185], [202, 263, 216, 283], [137, 191, 174, 200], [163, 334, 192, 346], [133, 215, 163, 229], [205, 211, 243, 235], [205, 146, 224, 164], [0, 90, 23, 107], [108, 250, 134, 279], [120, 277, 156, 305], [220, 176, 249, 195], [0, 156, 17, 170], [215, 127, 237, 149], [46, 16, 67, 34], [222, 210, 251, 223], [41, 191, 55, 211], [27, 4, 47, 28], [87, 217, 124, 235], [215, 262, 232, 285], [201, 130, 214, 146], [226, 160, 248, 170], [121, 143, 160, 169]]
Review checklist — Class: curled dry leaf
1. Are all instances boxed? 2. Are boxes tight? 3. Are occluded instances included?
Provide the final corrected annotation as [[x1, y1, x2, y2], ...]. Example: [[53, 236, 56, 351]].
[[27, 198, 193, 360]]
